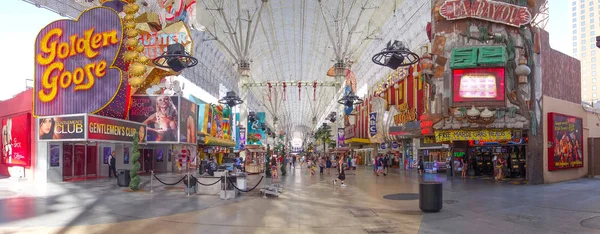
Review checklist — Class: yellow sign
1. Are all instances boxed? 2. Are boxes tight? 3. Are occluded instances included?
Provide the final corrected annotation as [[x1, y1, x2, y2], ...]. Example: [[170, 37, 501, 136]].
[[393, 103, 418, 125], [435, 129, 511, 142]]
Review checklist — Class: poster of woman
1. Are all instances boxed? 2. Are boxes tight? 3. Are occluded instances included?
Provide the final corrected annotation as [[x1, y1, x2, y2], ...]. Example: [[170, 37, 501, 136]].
[[179, 98, 197, 143], [129, 96, 179, 142]]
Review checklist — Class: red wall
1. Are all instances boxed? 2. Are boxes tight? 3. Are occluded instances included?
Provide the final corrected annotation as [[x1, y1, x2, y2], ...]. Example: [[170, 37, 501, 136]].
[[0, 89, 36, 178]]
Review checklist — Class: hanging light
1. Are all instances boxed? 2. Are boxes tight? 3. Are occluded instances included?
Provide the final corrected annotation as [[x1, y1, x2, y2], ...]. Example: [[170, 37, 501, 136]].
[[152, 43, 198, 72], [372, 40, 420, 69], [218, 91, 244, 107], [338, 93, 364, 107], [515, 54, 531, 84]]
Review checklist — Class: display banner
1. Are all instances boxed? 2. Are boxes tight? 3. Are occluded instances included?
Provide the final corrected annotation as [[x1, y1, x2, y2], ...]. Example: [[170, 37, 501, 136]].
[[369, 112, 377, 137], [129, 95, 180, 143], [247, 112, 266, 145], [34, 7, 125, 116], [123, 147, 130, 164], [87, 115, 147, 143], [50, 144, 60, 167], [236, 127, 246, 150], [380, 143, 387, 150], [138, 21, 193, 60], [439, 0, 532, 27], [2, 114, 31, 166], [198, 104, 208, 134], [435, 129, 511, 142], [38, 115, 86, 141], [548, 113, 584, 171], [337, 128, 345, 147], [179, 98, 198, 143]]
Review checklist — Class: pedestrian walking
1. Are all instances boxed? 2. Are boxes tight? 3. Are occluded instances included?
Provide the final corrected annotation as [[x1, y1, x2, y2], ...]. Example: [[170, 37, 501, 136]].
[[319, 157, 325, 175], [333, 156, 346, 187], [108, 151, 117, 179], [326, 156, 332, 174], [351, 156, 357, 170]]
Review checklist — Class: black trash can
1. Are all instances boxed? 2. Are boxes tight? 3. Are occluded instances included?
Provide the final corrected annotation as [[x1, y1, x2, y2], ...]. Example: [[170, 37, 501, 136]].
[[117, 170, 131, 187], [419, 182, 443, 212]]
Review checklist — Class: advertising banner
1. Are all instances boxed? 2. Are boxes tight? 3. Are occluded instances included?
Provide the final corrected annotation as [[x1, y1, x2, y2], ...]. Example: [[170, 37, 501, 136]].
[[2, 114, 31, 166], [435, 129, 511, 142], [34, 7, 125, 117], [369, 112, 377, 137], [236, 127, 246, 150], [87, 115, 147, 143], [247, 112, 266, 145], [123, 147, 129, 164], [198, 104, 209, 135], [548, 113, 584, 171], [392, 141, 399, 150], [38, 115, 86, 141], [138, 21, 193, 60], [179, 98, 198, 144], [129, 95, 180, 143], [50, 144, 60, 167], [337, 128, 345, 148]]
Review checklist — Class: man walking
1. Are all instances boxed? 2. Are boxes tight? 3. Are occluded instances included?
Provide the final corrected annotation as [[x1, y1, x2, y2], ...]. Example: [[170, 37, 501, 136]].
[[108, 151, 117, 179]]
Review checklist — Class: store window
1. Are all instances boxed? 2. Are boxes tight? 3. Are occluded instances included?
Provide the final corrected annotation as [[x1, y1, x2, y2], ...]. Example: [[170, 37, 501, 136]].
[[593, 86, 597, 91], [582, 21, 586, 26], [593, 93, 597, 98], [593, 57, 597, 62], [591, 12, 595, 17]]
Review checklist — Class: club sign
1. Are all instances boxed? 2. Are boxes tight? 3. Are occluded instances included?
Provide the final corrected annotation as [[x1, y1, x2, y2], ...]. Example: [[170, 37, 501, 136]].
[[439, 0, 532, 27]]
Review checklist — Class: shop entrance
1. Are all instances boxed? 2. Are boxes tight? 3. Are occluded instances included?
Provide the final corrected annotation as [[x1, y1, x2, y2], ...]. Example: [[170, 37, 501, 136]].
[[467, 144, 526, 178], [138, 148, 154, 173], [62, 143, 98, 181]]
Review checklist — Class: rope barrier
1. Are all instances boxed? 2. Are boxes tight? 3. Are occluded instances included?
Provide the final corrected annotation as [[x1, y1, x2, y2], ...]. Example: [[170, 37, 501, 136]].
[[152, 174, 186, 186], [190, 175, 222, 186], [226, 176, 264, 192]]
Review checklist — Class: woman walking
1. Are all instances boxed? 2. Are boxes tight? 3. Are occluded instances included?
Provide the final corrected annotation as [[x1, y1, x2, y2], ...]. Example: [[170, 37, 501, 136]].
[[326, 156, 332, 175], [333, 156, 346, 187], [460, 158, 468, 179]]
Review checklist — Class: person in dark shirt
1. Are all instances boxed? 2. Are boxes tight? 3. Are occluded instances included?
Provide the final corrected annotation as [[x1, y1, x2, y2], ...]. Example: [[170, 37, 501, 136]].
[[108, 151, 117, 179], [207, 157, 218, 176]]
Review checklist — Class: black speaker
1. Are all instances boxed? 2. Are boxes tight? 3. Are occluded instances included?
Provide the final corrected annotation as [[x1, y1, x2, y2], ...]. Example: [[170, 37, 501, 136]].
[[385, 54, 405, 70], [166, 43, 186, 55], [167, 57, 187, 72]]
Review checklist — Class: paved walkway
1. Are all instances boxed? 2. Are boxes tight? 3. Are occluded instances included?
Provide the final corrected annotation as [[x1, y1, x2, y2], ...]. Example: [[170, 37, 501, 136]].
[[0, 167, 598, 234]]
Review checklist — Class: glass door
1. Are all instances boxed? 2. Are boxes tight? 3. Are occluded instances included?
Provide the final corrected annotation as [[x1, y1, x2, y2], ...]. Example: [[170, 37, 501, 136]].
[[62, 144, 73, 180], [86, 145, 97, 177]]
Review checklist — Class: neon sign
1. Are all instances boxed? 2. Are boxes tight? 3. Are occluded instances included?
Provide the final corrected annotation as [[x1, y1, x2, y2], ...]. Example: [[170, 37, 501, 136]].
[[34, 7, 123, 116]]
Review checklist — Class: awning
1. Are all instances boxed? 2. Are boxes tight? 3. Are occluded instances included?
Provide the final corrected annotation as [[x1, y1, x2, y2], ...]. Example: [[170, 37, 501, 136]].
[[203, 136, 236, 147], [344, 138, 371, 144], [247, 148, 266, 153]]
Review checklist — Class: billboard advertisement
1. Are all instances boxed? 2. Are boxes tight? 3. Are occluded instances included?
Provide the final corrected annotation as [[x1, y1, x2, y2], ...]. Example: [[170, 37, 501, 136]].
[[179, 98, 197, 143], [87, 115, 147, 143], [337, 128, 345, 148], [33, 7, 125, 117], [236, 127, 246, 150], [129, 95, 179, 143], [247, 112, 266, 145], [38, 115, 86, 141], [548, 113, 584, 171], [2, 114, 31, 166]]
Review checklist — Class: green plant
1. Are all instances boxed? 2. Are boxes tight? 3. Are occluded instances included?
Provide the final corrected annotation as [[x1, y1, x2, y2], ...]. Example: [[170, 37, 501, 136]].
[[314, 127, 333, 153], [265, 145, 272, 178], [280, 153, 287, 176], [129, 131, 141, 190]]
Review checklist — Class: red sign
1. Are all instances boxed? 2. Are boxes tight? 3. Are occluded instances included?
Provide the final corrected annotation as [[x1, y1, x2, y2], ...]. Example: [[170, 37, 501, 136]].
[[2, 114, 31, 167], [87, 115, 147, 143], [439, 0, 532, 27], [345, 125, 356, 139], [547, 113, 584, 171]]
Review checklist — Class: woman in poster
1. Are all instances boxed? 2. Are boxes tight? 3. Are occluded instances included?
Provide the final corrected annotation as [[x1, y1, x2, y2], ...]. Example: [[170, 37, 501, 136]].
[[2, 119, 12, 163], [138, 126, 146, 143], [144, 96, 178, 141], [39, 118, 55, 139], [186, 103, 197, 143]]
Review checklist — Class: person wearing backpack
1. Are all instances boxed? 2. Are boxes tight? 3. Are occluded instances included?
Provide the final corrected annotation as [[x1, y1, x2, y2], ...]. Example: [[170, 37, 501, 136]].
[[207, 157, 218, 176]]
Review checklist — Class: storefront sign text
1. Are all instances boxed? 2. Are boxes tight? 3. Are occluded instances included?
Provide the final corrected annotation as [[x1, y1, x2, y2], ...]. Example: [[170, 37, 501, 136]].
[[435, 129, 511, 142], [369, 112, 377, 137], [38, 115, 86, 141], [34, 7, 124, 116], [138, 21, 192, 60], [88, 115, 147, 143], [393, 103, 418, 125], [439, 0, 532, 27]]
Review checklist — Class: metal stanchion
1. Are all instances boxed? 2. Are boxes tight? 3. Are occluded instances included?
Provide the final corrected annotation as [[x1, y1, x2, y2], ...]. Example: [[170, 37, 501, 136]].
[[186, 166, 190, 196], [150, 170, 154, 193], [224, 172, 228, 200]]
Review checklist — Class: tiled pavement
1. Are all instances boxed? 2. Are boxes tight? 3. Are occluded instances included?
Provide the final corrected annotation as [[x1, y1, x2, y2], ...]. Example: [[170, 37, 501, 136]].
[[0, 167, 598, 234]]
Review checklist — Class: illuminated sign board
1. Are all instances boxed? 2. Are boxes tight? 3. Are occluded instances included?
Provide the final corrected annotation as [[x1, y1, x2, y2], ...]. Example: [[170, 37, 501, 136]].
[[547, 113, 584, 171], [452, 68, 505, 105], [439, 0, 532, 28], [34, 7, 124, 116]]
